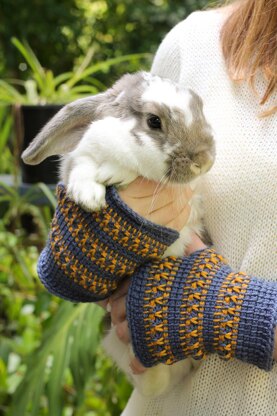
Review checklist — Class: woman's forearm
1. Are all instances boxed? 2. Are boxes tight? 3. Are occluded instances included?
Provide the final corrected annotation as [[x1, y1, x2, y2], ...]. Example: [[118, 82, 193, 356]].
[[37, 183, 181, 302], [186, 234, 277, 363], [125, 248, 277, 371], [110, 271, 277, 373]]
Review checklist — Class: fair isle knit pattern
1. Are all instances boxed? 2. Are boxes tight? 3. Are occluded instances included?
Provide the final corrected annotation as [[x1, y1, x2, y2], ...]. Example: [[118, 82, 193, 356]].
[[127, 249, 277, 372], [38, 184, 179, 302]]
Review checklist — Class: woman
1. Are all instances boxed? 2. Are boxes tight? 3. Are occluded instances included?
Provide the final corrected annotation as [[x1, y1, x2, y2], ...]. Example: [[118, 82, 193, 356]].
[[38, 0, 277, 414], [109, 0, 277, 414]]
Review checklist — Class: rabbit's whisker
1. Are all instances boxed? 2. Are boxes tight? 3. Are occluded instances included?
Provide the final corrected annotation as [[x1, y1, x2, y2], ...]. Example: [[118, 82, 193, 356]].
[[147, 171, 171, 219]]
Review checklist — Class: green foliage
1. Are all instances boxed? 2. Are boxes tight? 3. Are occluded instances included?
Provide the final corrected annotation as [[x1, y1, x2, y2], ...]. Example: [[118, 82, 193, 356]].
[[0, 183, 132, 415], [79, 0, 210, 58], [0, 38, 149, 105], [0, 0, 85, 76], [0, 182, 55, 247], [0, 108, 13, 174], [11, 303, 104, 416], [1, 0, 213, 83]]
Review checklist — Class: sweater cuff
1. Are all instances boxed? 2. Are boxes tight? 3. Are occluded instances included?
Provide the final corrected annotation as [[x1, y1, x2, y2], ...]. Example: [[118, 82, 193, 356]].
[[58, 183, 179, 249], [233, 277, 277, 371], [127, 250, 277, 371], [37, 243, 111, 302], [105, 186, 179, 246], [202, 267, 277, 371], [37, 183, 180, 303]]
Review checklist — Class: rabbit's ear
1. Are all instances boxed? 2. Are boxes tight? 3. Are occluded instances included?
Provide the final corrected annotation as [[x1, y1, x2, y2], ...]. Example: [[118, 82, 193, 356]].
[[22, 94, 106, 165]]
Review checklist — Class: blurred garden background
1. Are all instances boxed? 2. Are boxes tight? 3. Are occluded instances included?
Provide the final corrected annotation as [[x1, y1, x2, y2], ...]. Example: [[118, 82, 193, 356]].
[[0, 1, 212, 415]]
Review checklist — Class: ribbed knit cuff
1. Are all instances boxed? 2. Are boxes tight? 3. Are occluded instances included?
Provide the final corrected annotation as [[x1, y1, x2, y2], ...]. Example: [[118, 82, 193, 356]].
[[224, 276, 277, 371], [37, 183, 179, 302], [127, 249, 277, 371]]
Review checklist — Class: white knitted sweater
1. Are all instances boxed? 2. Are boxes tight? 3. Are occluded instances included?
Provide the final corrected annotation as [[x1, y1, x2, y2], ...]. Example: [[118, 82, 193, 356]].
[[122, 9, 277, 416]]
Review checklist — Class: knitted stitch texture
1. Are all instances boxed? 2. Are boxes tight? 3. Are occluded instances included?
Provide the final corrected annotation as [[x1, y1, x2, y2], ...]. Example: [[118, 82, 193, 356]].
[[38, 184, 179, 302], [122, 8, 277, 416], [127, 249, 277, 372]]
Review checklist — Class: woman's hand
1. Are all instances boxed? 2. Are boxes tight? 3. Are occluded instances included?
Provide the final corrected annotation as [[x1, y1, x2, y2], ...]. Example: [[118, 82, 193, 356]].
[[119, 177, 192, 232], [111, 178, 198, 373], [108, 232, 207, 375], [185, 232, 207, 255]]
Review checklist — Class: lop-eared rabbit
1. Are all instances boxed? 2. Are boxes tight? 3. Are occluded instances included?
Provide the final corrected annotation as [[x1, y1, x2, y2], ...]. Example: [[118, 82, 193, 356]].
[[22, 71, 215, 397]]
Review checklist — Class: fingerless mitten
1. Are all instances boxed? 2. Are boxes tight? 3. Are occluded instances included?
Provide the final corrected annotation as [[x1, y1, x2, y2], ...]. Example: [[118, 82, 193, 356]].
[[127, 248, 277, 371], [38, 184, 179, 302]]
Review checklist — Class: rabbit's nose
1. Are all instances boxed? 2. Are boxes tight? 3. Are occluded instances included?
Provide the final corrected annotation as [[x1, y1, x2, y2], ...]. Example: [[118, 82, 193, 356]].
[[200, 157, 214, 174], [176, 155, 202, 174], [190, 163, 201, 174]]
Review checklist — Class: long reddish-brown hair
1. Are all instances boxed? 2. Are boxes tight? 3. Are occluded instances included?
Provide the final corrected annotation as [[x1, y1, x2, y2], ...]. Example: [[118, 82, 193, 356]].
[[220, 0, 277, 116]]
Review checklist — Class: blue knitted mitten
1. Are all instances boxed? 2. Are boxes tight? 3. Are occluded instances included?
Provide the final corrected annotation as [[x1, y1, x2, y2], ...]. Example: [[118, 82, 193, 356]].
[[127, 248, 277, 371], [38, 184, 179, 302]]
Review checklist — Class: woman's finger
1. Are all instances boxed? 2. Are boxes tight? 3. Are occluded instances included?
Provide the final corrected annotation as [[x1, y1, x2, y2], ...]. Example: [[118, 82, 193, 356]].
[[129, 357, 147, 375], [165, 203, 191, 230], [110, 277, 131, 302], [110, 294, 126, 325], [115, 320, 130, 344], [121, 181, 192, 210], [119, 177, 164, 197], [119, 177, 193, 230], [96, 299, 109, 310], [185, 233, 207, 255]]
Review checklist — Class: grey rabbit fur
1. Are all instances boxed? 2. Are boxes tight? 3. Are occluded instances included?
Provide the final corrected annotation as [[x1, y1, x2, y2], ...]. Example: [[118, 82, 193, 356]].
[[22, 71, 215, 397]]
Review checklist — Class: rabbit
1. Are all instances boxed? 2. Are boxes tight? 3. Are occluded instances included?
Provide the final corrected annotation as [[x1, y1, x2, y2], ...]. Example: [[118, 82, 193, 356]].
[[22, 71, 215, 398]]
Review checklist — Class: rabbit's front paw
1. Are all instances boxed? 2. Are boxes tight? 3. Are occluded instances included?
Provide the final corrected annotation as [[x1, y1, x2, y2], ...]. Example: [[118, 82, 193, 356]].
[[67, 180, 106, 211]]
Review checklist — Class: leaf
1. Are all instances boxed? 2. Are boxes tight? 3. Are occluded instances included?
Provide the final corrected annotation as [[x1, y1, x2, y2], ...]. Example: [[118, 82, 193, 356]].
[[53, 72, 73, 88], [8, 247, 34, 285], [0, 358, 7, 390], [0, 112, 12, 153], [47, 334, 70, 416], [84, 77, 107, 91], [74, 46, 95, 79], [11, 302, 105, 416], [44, 70, 56, 101], [11, 38, 45, 91], [0, 181, 18, 198], [63, 85, 99, 95], [0, 80, 26, 104], [36, 183, 57, 210], [66, 53, 151, 88]]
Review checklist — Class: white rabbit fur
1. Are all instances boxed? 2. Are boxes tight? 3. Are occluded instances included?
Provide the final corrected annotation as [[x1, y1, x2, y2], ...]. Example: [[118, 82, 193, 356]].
[[22, 71, 215, 397]]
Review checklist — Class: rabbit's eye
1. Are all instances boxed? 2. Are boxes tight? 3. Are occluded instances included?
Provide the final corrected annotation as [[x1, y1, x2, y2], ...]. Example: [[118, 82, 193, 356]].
[[147, 115, 161, 130]]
